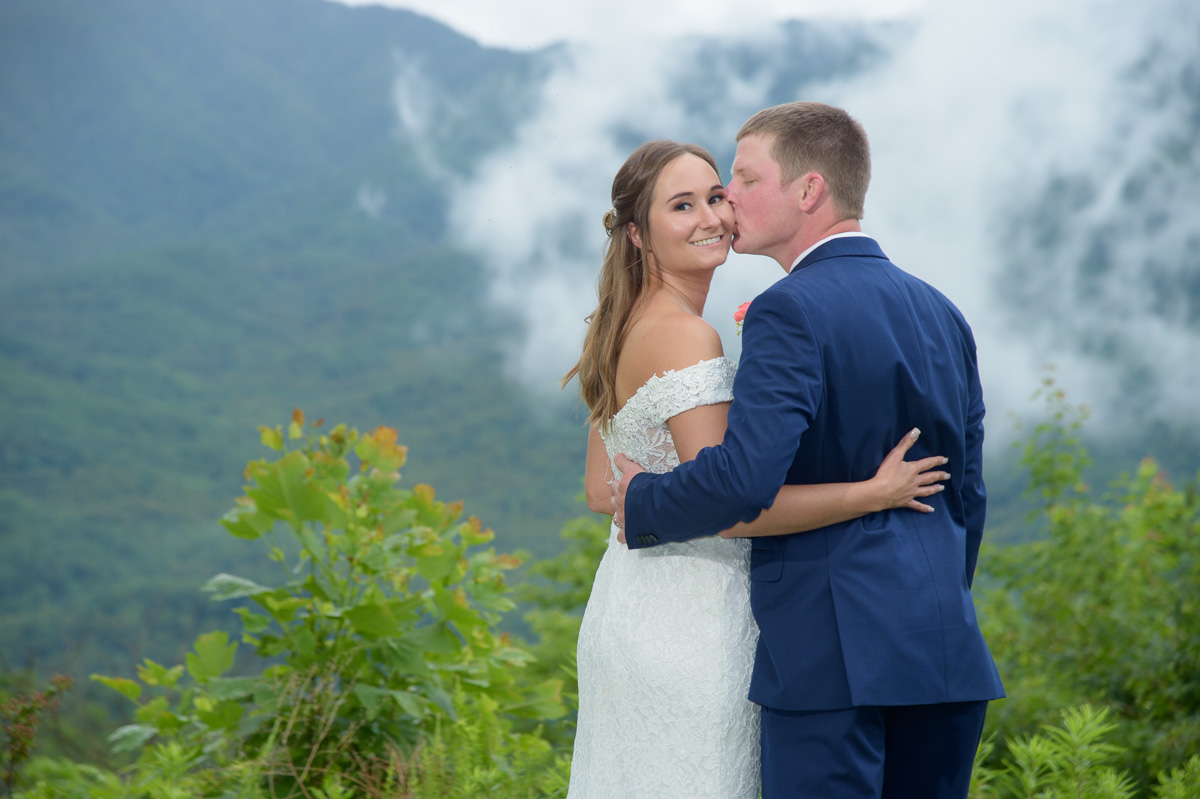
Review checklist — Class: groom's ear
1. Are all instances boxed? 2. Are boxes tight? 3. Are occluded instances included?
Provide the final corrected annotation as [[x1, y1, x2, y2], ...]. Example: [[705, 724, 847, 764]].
[[626, 222, 643, 249], [795, 172, 825, 212]]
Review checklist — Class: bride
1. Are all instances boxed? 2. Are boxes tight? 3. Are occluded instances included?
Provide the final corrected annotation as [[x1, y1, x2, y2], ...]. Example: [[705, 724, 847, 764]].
[[561, 140, 948, 798]]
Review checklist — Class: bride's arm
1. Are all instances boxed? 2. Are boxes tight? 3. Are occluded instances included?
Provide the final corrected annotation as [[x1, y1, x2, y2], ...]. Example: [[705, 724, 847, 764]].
[[718, 430, 948, 538], [584, 424, 614, 515], [667, 409, 948, 539]]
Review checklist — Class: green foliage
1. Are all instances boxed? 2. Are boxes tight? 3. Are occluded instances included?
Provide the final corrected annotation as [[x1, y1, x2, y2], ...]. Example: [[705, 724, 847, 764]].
[[402, 692, 570, 799], [972, 705, 1136, 799], [969, 707, 1200, 799], [1012, 371, 1094, 516], [13, 396, 1200, 797], [979, 379, 1200, 790], [1152, 756, 1200, 799], [82, 415, 565, 796], [1, 675, 72, 795]]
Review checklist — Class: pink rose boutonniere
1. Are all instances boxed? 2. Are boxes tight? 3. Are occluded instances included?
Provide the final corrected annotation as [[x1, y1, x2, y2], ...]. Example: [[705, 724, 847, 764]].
[[733, 301, 751, 335]]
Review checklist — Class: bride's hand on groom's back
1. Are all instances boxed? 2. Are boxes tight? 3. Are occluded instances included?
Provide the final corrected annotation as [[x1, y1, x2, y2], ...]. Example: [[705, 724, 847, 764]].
[[611, 453, 645, 544], [870, 428, 951, 513]]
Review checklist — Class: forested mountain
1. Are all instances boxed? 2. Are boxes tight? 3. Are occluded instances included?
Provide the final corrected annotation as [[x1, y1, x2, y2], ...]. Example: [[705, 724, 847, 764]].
[[0, 0, 576, 679], [2, 0, 1197, 703]]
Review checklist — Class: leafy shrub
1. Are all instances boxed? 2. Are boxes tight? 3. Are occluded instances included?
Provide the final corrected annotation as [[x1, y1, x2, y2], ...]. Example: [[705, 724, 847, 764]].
[[979, 378, 1200, 790], [84, 412, 565, 796], [971, 705, 1136, 799], [17, 392, 1200, 798], [1, 675, 72, 794]]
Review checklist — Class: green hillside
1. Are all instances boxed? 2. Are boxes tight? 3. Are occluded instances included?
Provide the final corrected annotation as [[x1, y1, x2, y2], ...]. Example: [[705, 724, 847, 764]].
[[0, 0, 584, 682]]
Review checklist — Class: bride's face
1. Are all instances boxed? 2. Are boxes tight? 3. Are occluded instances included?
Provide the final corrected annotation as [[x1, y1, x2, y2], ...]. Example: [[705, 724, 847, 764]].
[[631, 154, 734, 275]]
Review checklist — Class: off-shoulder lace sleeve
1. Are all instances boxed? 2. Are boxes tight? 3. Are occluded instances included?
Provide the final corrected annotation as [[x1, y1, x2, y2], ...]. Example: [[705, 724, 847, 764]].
[[603, 358, 737, 477], [619, 357, 737, 426]]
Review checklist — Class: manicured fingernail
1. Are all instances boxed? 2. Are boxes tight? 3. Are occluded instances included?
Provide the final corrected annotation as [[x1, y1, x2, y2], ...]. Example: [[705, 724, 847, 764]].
[[941, 457, 949, 465], [937, 484, 945, 491], [910, 428, 920, 439]]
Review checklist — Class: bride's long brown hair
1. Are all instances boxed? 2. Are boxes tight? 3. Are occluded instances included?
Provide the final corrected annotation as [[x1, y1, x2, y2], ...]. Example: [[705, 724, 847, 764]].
[[562, 140, 721, 430]]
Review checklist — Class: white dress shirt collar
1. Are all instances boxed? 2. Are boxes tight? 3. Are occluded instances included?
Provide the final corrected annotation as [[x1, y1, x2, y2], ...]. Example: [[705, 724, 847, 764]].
[[788, 231, 871, 273]]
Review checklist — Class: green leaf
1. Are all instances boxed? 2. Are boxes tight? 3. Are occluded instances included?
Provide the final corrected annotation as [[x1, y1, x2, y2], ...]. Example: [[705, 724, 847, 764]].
[[108, 724, 157, 753], [258, 425, 284, 450], [405, 622, 461, 656], [186, 631, 238, 681], [276, 450, 329, 522], [301, 573, 334, 603], [136, 660, 184, 689], [257, 634, 288, 659], [219, 505, 275, 540], [257, 592, 306, 624], [381, 506, 418, 536], [134, 696, 181, 730], [435, 585, 484, 630], [296, 523, 328, 562], [504, 679, 567, 720], [388, 688, 427, 718], [234, 607, 272, 635], [91, 674, 141, 702], [196, 698, 244, 731], [346, 601, 402, 639], [203, 572, 271, 600], [352, 683, 387, 720], [206, 676, 258, 701], [291, 626, 317, 658], [460, 516, 495, 547], [387, 637, 433, 675], [352, 684, 428, 719], [355, 427, 408, 472], [413, 542, 461, 583], [246, 451, 327, 529]]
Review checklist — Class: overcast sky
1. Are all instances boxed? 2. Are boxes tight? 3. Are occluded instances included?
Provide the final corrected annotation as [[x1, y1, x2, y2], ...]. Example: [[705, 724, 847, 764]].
[[329, 0, 928, 49]]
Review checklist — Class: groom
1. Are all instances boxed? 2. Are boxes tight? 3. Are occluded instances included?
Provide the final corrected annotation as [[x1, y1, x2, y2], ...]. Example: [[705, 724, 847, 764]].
[[612, 102, 1004, 797]]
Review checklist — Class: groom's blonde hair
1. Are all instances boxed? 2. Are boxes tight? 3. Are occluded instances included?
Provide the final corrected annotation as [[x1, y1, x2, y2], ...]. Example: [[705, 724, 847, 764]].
[[738, 102, 871, 220]]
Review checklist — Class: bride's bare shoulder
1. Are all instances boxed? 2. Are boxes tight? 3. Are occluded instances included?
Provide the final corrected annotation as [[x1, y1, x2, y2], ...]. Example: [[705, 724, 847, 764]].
[[617, 309, 724, 403]]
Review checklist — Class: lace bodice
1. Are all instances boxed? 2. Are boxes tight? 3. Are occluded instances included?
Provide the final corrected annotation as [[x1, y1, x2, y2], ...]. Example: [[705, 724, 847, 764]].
[[601, 357, 738, 479]]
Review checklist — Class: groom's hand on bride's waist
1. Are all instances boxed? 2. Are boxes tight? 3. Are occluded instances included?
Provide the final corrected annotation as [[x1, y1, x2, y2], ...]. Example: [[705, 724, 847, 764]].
[[611, 453, 645, 545]]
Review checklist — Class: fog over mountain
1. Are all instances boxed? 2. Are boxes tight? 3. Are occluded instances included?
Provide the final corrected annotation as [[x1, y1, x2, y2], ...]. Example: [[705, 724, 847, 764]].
[[446, 0, 1199, 435]]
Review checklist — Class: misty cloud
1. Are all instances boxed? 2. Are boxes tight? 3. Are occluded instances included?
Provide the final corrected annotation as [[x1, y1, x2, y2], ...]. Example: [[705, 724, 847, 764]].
[[435, 0, 1199, 434]]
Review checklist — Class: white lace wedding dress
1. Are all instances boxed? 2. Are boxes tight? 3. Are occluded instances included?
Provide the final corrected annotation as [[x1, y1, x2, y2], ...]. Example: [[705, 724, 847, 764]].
[[567, 357, 760, 798]]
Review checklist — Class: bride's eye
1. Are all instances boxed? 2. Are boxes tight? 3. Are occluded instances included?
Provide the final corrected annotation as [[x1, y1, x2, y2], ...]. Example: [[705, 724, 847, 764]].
[[709, 193, 726, 205], [674, 201, 693, 211]]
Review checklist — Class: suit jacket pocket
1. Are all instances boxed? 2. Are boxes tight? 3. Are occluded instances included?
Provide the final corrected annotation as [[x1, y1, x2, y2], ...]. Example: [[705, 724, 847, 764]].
[[750, 546, 784, 582]]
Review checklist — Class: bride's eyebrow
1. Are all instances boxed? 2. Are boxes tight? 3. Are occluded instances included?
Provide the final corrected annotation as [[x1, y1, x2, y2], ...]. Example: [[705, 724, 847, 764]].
[[665, 185, 725, 204]]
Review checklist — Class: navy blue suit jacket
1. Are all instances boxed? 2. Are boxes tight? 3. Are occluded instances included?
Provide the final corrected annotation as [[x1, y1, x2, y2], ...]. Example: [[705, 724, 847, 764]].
[[624, 236, 1004, 711]]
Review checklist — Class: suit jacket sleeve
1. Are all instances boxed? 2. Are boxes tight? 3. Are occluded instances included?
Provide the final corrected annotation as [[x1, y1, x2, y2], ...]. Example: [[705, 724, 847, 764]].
[[624, 287, 821, 546], [961, 334, 987, 587]]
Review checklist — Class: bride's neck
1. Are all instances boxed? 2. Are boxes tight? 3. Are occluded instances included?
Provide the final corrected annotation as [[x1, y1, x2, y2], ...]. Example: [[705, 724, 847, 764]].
[[647, 269, 713, 317]]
